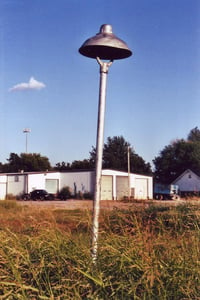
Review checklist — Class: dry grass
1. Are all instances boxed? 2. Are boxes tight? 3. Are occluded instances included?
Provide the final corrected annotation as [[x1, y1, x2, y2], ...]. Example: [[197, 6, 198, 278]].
[[0, 200, 199, 299]]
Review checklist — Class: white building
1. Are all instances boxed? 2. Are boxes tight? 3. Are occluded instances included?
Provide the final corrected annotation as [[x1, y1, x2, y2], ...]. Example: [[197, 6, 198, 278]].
[[101, 169, 152, 200], [0, 169, 153, 200], [172, 169, 200, 195], [0, 175, 7, 200]]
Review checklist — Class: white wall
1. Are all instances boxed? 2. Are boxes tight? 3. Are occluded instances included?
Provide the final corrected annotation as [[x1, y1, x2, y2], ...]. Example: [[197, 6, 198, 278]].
[[131, 173, 153, 199], [102, 169, 153, 200], [0, 175, 7, 200], [60, 171, 94, 195], [7, 174, 25, 196], [102, 169, 128, 199], [28, 172, 60, 193], [28, 174, 45, 192], [174, 170, 200, 192]]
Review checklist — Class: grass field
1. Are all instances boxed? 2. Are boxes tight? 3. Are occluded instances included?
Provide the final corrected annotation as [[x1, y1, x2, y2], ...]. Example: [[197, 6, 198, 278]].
[[0, 200, 199, 299]]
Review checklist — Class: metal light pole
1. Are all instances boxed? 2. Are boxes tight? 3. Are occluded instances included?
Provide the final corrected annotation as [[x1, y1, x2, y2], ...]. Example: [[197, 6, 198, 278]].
[[128, 146, 131, 200], [23, 128, 31, 153], [79, 24, 132, 262]]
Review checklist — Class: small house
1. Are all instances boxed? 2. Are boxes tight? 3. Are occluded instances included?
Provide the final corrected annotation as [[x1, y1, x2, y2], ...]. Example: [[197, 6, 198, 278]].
[[172, 169, 200, 196]]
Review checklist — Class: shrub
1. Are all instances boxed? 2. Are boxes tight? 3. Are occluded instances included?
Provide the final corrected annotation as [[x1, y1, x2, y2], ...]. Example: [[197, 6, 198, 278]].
[[83, 192, 93, 200], [76, 191, 93, 200], [57, 186, 72, 200], [5, 193, 16, 200]]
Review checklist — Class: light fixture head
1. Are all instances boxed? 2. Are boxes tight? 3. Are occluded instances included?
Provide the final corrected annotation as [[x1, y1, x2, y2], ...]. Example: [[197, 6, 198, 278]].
[[79, 24, 132, 60]]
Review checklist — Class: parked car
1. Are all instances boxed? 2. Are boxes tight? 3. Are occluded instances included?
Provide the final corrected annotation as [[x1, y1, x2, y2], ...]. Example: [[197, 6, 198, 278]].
[[30, 189, 54, 201]]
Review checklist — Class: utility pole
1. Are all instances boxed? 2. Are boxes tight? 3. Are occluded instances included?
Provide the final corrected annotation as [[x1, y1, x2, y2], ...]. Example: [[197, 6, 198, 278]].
[[128, 146, 131, 200], [23, 128, 31, 153]]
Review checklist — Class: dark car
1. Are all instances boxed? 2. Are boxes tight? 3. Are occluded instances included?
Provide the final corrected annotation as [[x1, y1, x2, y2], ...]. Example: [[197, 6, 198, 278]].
[[30, 189, 54, 201]]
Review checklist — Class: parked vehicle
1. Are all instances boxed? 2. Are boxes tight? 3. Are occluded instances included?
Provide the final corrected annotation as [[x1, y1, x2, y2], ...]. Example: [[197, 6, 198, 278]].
[[154, 183, 179, 200], [30, 189, 54, 201]]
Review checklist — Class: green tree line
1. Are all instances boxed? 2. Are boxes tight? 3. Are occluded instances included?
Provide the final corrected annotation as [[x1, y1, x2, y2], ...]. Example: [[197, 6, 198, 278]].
[[0, 136, 151, 175], [1, 128, 200, 183], [153, 127, 200, 183]]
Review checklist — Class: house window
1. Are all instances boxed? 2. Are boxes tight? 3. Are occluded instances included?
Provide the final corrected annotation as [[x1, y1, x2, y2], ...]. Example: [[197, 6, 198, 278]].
[[15, 175, 19, 182], [188, 174, 192, 179]]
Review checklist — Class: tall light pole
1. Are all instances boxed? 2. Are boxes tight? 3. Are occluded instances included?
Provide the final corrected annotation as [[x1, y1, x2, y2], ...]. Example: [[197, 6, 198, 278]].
[[128, 146, 131, 200], [79, 24, 132, 261], [23, 128, 31, 153]]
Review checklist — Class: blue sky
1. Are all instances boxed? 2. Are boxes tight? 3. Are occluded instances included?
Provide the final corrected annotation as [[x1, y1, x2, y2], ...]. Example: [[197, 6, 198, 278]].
[[0, 0, 199, 168]]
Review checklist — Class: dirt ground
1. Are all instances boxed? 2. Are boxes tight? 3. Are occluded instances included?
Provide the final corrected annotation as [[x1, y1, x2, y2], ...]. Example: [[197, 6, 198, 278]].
[[17, 198, 200, 210]]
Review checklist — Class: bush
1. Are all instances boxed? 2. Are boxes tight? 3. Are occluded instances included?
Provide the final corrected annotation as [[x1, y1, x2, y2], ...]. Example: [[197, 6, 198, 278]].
[[83, 192, 93, 200], [5, 193, 16, 200], [75, 191, 93, 200], [57, 186, 72, 200]]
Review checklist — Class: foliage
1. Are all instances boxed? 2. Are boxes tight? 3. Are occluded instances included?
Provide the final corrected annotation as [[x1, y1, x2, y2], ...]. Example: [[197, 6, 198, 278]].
[[75, 191, 93, 200], [54, 136, 151, 174], [82, 192, 93, 200], [187, 126, 200, 142], [1, 152, 52, 172], [54, 160, 94, 171], [0, 202, 199, 299], [54, 161, 71, 171], [57, 186, 72, 200], [5, 193, 16, 200], [71, 159, 94, 170], [90, 136, 152, 175], [153, 135, 200, 183]]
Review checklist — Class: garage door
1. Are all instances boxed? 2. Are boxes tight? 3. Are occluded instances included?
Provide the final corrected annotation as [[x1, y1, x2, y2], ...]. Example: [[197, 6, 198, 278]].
[[45, 179, 59, 194], [135, 178, 148, 199], [116, 176, 129, 200], [101, 175, 113, 200]]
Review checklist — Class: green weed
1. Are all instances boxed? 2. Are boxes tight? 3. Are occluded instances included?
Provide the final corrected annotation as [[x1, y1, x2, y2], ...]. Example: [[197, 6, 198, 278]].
[[0, 203, 199, 299]]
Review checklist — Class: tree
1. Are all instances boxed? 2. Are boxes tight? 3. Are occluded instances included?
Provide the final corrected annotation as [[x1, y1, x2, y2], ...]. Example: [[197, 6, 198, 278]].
[[54, 136, 152, 174], [187, 127, 200, 142], [20, 153, 51, 171], [90, 136, 152, 175], [70, 159, 94, 170], [153, 138, 200, 183], [1, 153, 52, 172], [54, 159, 94, 171], [54, 161, 71, 171], [5, 153, 21, 172]]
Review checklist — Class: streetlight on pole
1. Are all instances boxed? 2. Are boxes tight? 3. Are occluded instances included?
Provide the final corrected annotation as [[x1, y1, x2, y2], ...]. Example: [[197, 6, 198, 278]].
[[23, 128, 31, 153], [128, 146, 131, 200], [79, 24, 132, 261]]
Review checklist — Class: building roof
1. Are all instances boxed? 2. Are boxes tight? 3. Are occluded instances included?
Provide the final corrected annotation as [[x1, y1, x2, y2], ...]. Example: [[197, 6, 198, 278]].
[[171, 169, 200, 184]]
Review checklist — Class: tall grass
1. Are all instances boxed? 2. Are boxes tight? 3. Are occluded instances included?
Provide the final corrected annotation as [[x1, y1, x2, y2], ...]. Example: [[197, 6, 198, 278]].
[[0, 201, 199, 299]]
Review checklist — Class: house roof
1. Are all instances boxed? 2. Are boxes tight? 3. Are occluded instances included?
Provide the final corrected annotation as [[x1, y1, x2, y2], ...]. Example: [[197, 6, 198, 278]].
[[171, 169, 200, 184], [0, 168, 152, 178]]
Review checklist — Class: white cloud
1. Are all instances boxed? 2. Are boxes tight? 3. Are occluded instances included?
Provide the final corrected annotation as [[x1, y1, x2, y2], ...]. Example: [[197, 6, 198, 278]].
[[9, 77, 46, 92]]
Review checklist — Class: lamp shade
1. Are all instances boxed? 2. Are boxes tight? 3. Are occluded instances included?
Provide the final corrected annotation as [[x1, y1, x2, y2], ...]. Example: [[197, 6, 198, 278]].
[[79, 24, 132, 60]]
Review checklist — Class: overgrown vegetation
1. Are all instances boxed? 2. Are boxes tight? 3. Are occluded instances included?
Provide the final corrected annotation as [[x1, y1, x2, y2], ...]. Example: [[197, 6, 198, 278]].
[[57, 186, 93, 200], [0, 201, 199, 299], [153, 127, 200, 183]]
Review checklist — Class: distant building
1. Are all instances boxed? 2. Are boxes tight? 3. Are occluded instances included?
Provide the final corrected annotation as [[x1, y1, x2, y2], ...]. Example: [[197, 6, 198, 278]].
[[0, 169, 153, 200], [172, 169, 200, 196]]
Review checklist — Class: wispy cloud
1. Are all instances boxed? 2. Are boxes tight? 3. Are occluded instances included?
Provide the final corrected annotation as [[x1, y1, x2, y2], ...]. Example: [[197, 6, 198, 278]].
[[9, 77, 46, 92]]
